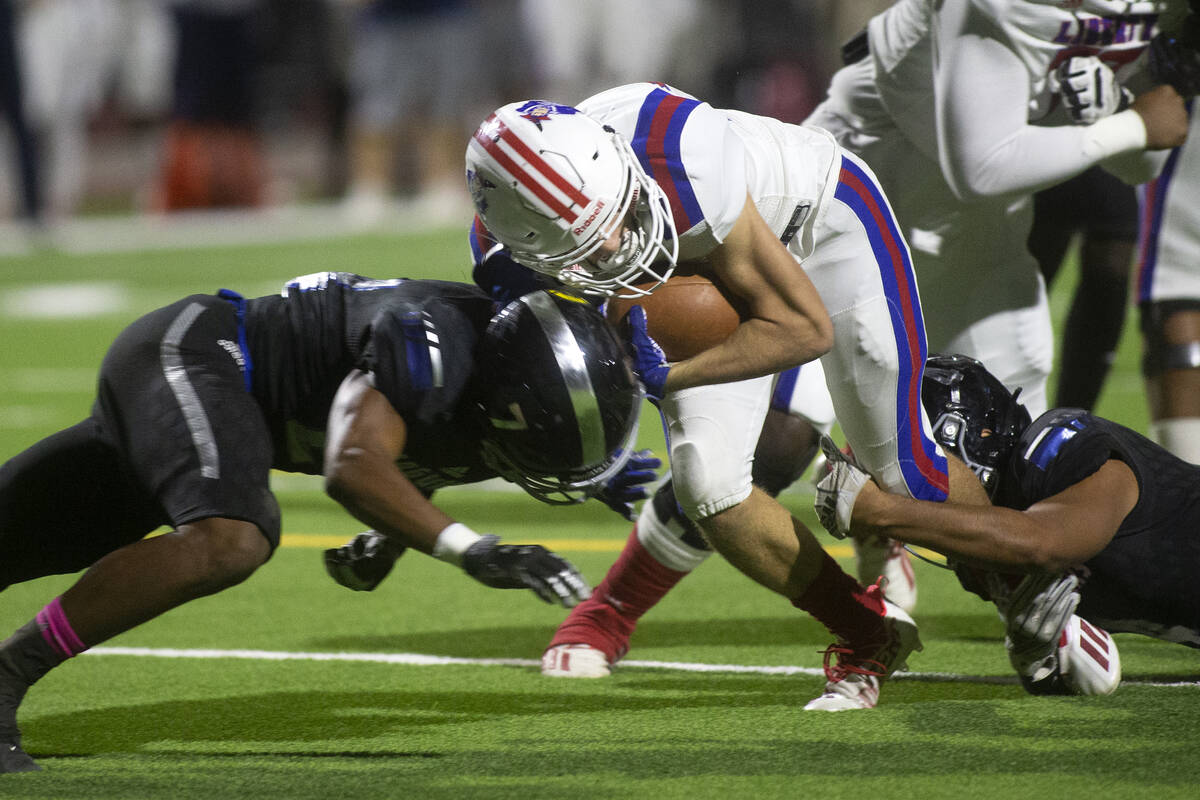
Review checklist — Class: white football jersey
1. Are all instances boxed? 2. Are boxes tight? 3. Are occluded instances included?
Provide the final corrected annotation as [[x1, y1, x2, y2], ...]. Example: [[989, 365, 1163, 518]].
[[1137, 100, 1200, 303], [577, 83, 842, 263]]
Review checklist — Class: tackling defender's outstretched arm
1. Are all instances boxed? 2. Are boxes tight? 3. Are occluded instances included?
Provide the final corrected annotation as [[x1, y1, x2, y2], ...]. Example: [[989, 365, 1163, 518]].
[[849, 459, 1138, 573], [664, 194, 834, 392], [323, 369, 454, 554]]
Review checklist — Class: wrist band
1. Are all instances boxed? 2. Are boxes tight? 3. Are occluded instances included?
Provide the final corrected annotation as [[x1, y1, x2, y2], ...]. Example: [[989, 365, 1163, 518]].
[[433, 522, 483, 566]]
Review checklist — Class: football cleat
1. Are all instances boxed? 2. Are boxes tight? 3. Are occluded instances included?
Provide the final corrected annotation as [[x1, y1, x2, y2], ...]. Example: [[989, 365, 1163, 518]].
[[0, 740, 39, 773], [853, 536, 917, 614], [541, 643, 612, 678], [804, 587, 922, 711]]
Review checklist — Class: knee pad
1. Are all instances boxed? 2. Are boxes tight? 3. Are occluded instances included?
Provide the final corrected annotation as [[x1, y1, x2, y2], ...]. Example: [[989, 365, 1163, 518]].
[[1058, 616, 1121, 696], [1139, 300, 1200, 378], [635, 479, 713, 573]]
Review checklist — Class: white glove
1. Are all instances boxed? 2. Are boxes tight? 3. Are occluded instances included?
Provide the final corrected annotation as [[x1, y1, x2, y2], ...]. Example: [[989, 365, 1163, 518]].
[[813, 435, 872, 539], [1053, 56, 1133, 124], [1001, 573, 1081, 682]]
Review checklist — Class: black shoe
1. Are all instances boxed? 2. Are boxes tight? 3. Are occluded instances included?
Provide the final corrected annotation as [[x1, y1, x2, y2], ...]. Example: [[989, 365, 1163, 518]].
[[0, 740, 40, 773]]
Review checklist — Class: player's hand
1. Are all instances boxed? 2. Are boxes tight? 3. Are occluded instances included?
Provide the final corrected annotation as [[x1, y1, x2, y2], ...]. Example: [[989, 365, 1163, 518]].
[[626, 305, 670, 402], [324, 530, 405, 591], [1132, 83, 1190, 149], [1001, 573, 1080, 681], [595, 448, 662, 520], [1054, 56, 1131, 124], [813, 435, 872, 539], [461, 534, 592, 607], [1148, 25, 1200, 97]]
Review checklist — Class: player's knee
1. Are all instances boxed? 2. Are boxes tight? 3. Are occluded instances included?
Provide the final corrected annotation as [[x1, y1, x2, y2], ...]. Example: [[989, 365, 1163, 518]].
[[1139, 300, 1200, 379], [668, 433, 753, 521], [635, 480, 712, 572], [178, 517, 271, 592], [752, 410, 821, 497]]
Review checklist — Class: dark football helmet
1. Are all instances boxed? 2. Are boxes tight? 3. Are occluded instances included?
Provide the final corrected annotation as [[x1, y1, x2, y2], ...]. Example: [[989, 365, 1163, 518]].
[[921, 354, 1032, 498], [477, 289, 644, 504]]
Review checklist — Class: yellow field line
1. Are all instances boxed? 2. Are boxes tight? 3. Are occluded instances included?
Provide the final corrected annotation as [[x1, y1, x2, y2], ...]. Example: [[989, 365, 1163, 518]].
[[280, 534, 860, 559]]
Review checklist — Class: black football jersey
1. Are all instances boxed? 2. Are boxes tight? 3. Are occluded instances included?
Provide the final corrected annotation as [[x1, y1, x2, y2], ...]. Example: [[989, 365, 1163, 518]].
[[242, 272, 499, 492], [995, 409, 1200, 647]]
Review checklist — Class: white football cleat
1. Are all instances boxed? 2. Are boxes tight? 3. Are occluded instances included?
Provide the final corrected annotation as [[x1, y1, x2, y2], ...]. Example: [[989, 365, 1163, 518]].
[[541, 643, 612, 678], [854, 536, 917, 614], [805, 589, 922, 711]]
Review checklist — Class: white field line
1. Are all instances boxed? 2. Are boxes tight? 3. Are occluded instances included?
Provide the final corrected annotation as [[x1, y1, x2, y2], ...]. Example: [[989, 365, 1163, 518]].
[[84, 646, 1199, 688]]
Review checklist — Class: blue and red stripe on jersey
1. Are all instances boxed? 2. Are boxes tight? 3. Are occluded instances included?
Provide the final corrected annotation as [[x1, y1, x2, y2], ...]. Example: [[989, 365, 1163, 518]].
[[833, 155, 948, 501], [631, 88, 705, 234], [1136, 140, 1184, 303]]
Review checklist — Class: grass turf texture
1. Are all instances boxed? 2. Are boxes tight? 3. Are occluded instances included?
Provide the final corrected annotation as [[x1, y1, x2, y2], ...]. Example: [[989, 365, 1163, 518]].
[[0, 225, 1196, 798]]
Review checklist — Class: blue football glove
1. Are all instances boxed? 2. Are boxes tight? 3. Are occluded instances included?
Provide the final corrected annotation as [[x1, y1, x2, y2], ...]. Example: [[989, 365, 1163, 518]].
[[627, 305, 670, 402], [595, 448, 662, 520]]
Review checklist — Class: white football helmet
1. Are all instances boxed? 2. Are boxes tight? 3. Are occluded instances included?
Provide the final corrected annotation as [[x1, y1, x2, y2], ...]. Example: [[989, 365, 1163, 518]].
[[465, 100, 678, 298]]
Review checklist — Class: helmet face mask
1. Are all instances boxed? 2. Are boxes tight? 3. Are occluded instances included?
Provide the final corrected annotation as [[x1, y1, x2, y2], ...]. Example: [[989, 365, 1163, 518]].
[[477, 289, 644, 504], [466, 101, 678, 298], [920, 354, 1032, 498]]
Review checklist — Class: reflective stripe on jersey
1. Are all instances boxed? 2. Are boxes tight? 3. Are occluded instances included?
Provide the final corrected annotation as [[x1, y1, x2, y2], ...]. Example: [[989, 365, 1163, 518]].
[[631, 88, 704, 234], [472, 114, 590, 224], [833, 155, 948, 500]]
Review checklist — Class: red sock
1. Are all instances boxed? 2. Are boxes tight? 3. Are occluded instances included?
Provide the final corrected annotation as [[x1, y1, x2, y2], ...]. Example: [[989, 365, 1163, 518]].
[[549, 527, 689, 662], [791, 551, 886, 645]]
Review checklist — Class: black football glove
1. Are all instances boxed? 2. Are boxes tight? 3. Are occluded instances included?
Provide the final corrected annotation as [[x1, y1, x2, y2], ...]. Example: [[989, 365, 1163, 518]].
[[324, 530, 405, 592], [461, 534, 591, 607], [1148, 19, 1200, 97]]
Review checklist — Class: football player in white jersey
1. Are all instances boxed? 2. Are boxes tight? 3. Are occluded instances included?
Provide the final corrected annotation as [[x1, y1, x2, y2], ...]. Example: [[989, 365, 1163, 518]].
[[1137, 100, 1200, 463], [467, 84, 989, 710], [806, 0, 1188, 418]]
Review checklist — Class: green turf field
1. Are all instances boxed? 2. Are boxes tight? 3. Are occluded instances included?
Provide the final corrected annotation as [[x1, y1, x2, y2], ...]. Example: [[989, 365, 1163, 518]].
[[0, 222, 1196, 798]]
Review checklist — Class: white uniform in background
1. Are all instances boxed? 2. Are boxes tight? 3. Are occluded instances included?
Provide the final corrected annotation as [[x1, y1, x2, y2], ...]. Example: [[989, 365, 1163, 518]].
[[1139, 101, 1200, 304], [807, 0, 1173, 415]]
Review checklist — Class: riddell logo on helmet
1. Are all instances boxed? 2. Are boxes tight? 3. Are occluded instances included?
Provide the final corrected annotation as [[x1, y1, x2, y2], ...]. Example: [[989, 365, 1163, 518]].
[[573, 200, 606, 235]]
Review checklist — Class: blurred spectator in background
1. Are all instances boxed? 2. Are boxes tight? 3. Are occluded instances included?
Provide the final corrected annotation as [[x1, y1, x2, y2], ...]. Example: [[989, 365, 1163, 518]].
[[517, 0, 707, 102], [340, 0, 486, 226], [157, 0, 268, 211], [0, 0, 40, 224], [19, 0, 171, 220]]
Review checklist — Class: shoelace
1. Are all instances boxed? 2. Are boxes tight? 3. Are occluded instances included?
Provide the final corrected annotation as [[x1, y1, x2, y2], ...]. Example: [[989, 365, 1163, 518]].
[[818, 643, 887, 682], [819, 579, 890, 682]]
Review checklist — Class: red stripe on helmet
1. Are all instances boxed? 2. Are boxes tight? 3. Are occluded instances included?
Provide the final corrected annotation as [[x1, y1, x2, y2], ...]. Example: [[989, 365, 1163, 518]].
[[474, 115, 590, 223]]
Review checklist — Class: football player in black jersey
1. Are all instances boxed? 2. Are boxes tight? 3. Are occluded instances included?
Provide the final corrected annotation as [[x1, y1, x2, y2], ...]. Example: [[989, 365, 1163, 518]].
[[0, 274, 653, 773], [816, 354, 1200, 696]]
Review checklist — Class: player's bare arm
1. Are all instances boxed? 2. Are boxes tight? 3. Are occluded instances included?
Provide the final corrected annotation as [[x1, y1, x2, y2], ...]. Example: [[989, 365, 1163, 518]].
[[323, 368, 455, 554], [1131, 83, 1190, 149], [665, 194, 833, 391], [851, 459, 1138, 572]]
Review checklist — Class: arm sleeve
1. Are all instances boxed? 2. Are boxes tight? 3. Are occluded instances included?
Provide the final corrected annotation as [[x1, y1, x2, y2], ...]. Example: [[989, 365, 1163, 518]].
[[934, 11, 1149, 200]]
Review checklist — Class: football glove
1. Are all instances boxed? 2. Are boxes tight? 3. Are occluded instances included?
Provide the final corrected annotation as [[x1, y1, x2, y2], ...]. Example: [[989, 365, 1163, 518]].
[[461, 534, 592, 607], [1148, 22, 1200, 98], [1054, 55, 1132, 124], [813, 435, 872, 539], [626, 305, 670, 403], [324, 530, 405, 592], [594, 448, 662, 520], [1000, 572, 1081, 683]]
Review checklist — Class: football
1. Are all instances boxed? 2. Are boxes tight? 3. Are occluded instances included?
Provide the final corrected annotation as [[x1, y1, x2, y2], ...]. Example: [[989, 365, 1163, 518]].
[[605, 272, 744, 362]]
